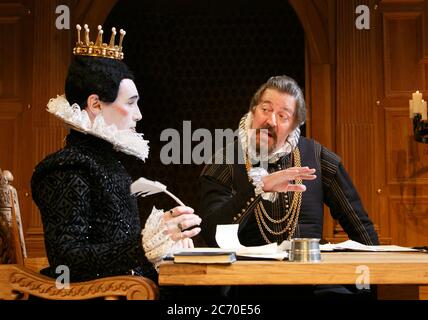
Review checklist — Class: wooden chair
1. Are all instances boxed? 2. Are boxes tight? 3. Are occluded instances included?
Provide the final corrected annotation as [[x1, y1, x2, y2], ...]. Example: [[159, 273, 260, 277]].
[[0, 168, 159, 300]]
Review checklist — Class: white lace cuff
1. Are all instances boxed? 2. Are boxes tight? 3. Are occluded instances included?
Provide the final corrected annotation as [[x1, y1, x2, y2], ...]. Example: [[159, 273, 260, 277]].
[[141, 206, 175, 271], [248, 167, 278, 202]]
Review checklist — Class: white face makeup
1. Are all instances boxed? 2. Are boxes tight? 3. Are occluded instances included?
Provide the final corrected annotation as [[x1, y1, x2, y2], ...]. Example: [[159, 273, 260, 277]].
[[100, 79, 142, 131]]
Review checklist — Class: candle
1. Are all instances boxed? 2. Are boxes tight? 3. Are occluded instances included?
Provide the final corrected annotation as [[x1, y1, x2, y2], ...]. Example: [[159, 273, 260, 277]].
[[422, 100, 427, 120], [410, 90, 423, 118], [413, 90, 423, 104]]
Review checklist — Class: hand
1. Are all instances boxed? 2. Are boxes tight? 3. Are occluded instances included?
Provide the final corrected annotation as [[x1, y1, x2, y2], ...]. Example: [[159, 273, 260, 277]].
[[163, 206, 202, 241], [173, 238, 195, 250], [262, 166, 316, 193]]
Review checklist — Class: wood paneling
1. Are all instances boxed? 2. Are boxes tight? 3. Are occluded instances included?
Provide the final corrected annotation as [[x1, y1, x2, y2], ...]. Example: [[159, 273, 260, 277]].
[[0, 1, 32, 255], [424, 0, 428, 59], [337, 124, 377, 220], [291, 0, 334, 148], [31, 0, 71, 128], [289, 0, 330, 64], [0, 20, 21, 98], [0, 120, 16, 171], [0, 1, 27, 177], [333, 0, 380, 241], [385, 109, 428, 184], [378, 0, 428, 248], [383, 12, 426, 97], [426, 63, 428, 84], [388, 196, 428, 246], [308, 63, 334, 148], [19, 0, 72, 256]]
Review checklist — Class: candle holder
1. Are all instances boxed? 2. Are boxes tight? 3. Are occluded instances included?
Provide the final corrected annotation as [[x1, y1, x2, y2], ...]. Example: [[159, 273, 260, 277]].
[[413, 113, 428, 144]]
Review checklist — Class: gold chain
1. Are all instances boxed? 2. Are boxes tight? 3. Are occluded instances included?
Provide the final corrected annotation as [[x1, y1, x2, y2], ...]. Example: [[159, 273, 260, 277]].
[[253, 147, 303, 243], [255, 206, 274, 244], [255, 205, 289, 235]]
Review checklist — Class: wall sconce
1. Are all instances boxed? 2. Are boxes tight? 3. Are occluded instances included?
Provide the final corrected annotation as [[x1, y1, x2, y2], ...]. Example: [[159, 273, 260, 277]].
[[409, 91, 428, 143]]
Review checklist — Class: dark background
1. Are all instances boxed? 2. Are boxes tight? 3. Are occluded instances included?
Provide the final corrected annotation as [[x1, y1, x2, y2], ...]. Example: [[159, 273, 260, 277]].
[[104, 0, 305, 234]]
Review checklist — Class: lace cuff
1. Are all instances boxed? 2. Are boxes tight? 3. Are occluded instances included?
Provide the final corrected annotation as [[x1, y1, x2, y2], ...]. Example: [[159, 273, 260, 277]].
[[248, 167, 278, 202], [141, 206, 175, 271]]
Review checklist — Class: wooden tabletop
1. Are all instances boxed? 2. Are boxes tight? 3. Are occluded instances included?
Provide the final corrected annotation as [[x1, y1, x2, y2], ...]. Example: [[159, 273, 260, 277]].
[[159, 252, 428, 286]]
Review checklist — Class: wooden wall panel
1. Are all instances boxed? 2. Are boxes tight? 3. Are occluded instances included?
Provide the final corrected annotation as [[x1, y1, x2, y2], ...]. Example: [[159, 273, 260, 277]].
[[388, 196, 428, 246], [290, 0, 334, 149], [0, 120, 15, 170], [334, 0, 381, 241], [0, 0, 32, 253], [424, 0, 428, 59], [385, 109, 428, 185], [337, 124, 377, 218], [0, 20, 21, 98], [425, 63, 428, 85], [31, 0, 72, 128], [383, 12, 426, 97], [18, 0, 73, 256], [0, 1, 27, 178], [378, 0, 428, 246]]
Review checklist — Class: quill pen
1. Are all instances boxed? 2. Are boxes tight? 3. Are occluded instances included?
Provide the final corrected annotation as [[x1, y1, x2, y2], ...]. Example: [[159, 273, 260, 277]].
[[130, 177, 185, 206]]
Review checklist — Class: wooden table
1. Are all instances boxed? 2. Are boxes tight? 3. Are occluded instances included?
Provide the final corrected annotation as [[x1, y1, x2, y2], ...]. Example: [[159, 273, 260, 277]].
[[159, 252, 428, 299]]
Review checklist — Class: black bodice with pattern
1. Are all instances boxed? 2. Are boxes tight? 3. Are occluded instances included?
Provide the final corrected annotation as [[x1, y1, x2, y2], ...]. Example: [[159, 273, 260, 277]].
[[31, 130, 156, 282]]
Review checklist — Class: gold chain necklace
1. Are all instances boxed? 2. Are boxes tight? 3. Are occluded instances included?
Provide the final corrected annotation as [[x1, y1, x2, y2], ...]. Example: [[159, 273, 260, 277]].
[[252, 147, 303, 243]]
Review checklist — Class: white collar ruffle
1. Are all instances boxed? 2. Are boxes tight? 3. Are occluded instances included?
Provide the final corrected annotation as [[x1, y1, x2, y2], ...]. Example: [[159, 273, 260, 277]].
[[238, 112, 300, 164], [47, 95, 149, 161]]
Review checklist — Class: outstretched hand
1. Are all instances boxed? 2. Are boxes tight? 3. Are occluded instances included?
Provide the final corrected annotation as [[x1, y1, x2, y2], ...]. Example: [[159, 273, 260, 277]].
[[262, 166, 316, 193]]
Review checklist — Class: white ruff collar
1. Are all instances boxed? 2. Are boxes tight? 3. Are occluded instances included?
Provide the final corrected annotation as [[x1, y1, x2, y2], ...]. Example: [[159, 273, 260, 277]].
[[47, 95, 149, 161]]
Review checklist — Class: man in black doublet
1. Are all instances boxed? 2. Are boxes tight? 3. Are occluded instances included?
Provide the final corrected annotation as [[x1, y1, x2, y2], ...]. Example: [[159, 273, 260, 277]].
[[199, 75, 379, 299]]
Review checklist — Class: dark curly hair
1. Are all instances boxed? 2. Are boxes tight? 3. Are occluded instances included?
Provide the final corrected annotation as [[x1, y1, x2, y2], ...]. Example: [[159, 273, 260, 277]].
[[65, 56, 134, 109]]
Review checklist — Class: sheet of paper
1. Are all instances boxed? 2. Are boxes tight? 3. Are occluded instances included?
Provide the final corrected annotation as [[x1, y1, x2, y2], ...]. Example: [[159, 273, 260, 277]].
[[215, 224, 242, 249], [237, 252, 288, 260], [320, 240, 418, 252], [215, 224, 278, 255]]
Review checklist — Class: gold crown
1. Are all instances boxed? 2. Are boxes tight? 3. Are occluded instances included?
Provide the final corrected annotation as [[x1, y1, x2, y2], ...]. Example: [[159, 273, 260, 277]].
[[73, 24, 126, 60]]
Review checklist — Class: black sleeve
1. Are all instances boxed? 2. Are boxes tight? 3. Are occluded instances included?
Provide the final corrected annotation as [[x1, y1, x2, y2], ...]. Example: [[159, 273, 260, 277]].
[[321, 148, 379, 245], [33, 169, 147, 281], [199, 165, 256, 246]]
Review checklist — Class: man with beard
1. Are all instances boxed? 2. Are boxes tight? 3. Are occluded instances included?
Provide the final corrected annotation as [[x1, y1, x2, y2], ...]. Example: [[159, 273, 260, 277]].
[[199, 75, 379, 299]]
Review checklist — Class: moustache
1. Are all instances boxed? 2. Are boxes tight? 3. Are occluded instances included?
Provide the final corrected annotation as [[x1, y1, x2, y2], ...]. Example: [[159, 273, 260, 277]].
[[256, 126, 276, 140]]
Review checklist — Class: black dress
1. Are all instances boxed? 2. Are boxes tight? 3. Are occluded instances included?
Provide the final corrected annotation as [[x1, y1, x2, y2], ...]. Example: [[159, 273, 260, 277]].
[[31, 130, 157, 282]]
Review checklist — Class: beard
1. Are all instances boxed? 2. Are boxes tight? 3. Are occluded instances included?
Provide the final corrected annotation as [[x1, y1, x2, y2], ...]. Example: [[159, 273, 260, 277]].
[[251, 125, 277, 155]]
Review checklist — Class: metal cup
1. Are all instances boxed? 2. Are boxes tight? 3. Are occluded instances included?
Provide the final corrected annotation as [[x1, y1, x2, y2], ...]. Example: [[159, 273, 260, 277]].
[[289, 238, 321, 262]]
